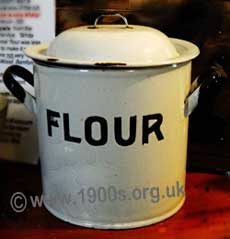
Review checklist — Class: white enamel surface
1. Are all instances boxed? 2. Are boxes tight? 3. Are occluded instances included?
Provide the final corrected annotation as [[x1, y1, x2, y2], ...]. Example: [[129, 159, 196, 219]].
[[44, 198, 185, 229], [25, 26, 199, 67], [46, 25, 179, 65], [33, 62, 191, 228]]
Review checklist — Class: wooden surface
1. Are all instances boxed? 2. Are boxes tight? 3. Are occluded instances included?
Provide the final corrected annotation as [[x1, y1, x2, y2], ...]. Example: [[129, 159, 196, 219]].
[[0, 161, 229, 239]]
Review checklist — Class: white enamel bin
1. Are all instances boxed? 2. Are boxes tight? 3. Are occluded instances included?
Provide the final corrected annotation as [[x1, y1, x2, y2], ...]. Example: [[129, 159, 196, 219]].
[[3, 14, 200, 229]]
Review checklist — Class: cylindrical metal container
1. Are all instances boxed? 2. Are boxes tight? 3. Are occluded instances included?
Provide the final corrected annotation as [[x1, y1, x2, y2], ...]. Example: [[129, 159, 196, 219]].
[[3, 14, 199, 229]]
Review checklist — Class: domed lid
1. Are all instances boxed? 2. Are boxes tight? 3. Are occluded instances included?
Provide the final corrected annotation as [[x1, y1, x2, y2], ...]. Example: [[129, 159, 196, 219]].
[[25, 14, 199, 68]]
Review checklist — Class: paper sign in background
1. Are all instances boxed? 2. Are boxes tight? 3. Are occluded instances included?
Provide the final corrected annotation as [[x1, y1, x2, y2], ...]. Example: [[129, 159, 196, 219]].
[[0, 0, 55, 164]]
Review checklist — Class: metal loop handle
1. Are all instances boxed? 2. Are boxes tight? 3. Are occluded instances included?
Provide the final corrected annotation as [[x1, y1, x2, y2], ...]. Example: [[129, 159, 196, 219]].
[[3, 65, 36, 114], [3, 65, 34, 103], [93, 13, 129, 28]]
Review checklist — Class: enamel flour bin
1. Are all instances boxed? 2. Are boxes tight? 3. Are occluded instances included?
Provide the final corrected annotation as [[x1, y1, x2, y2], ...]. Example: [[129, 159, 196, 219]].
[[3, 14, 199, 229]]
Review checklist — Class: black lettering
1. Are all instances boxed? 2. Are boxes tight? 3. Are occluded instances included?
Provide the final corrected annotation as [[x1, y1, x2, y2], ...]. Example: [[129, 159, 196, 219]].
[[142, 114, 164, 144], [63, 113, 81, 143], [47, 109, 60, 137], [85, 116, 108, 146], [114, 116, 137, 146]]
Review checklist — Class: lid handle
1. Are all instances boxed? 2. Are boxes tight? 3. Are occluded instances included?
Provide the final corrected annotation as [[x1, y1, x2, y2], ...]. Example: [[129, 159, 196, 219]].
[[93, 13, 129, 28]]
